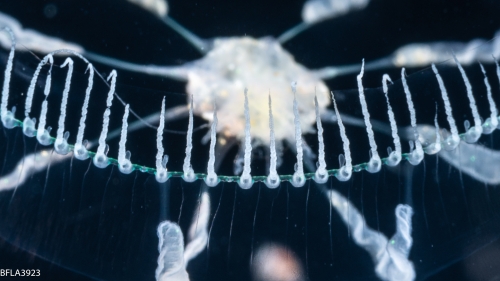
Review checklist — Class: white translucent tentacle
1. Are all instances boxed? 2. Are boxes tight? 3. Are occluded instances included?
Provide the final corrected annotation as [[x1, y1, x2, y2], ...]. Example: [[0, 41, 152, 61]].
[[479, 63, 498, 134], [331, 91, 352, 181], [118, 104, 133, 174], [357, 60, 381, 172], [0, 27, 16, 129], [155, 97, 169, 183], [494, 57, 500, 129], [266, 94, 280, 188], [401, 68, 424, 165], [204, 101, 219, 187], [23, 54, 54, 138], [239, 88, 253, 189], [431, 64, 460, 150], [74, 63, 94, 160], [382, 74, 402, 166], [452, 54, 483, 143], [35, 56, 55, 146], [93, 70, 117, 169], [314, 95, 328, 183], [54, 57, 74, 155], [155, 221, 189, 281], [291, 82, 306, 187], [183, 96, 196, 182]]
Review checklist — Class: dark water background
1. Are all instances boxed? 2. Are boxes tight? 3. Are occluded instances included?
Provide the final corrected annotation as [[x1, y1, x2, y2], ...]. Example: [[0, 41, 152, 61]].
[[0, 0, 500, 280]]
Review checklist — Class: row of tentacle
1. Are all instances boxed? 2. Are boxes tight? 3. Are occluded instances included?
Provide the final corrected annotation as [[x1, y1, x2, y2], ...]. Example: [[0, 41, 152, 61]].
[[1, 27, 499, 188]]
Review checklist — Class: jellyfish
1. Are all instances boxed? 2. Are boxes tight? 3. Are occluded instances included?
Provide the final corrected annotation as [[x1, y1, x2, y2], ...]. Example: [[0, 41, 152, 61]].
[[0, 0, 500, 281]]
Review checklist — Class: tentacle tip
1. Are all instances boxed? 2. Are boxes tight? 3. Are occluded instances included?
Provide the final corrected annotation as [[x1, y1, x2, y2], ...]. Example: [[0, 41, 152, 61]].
[[1, 111, 17, 129], [291, 172, 306, 187], [36, 129, 53, 146], [54, 139, 70, 155], [385, 151, 402, 167], [443, 134, 460, 151], [204, 173, 219, 187], [265, 174, 280, 189], [313, 169, 328, 184], [335, 166, 352, 182], [366, 156, 382, 173], [119, 160, 134, 174], [155, 168, 169, 183], [74, 144, 89, 160], [22, 117, 36, 138], [182, 168, 197, 182], [93, 153, 109, 169], [463, 126, 482, 143], [238, 174, 253, 189]]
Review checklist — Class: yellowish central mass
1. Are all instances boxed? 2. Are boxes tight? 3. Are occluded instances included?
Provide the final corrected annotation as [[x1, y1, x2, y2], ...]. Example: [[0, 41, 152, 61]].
[[186, 37, 331, 145]]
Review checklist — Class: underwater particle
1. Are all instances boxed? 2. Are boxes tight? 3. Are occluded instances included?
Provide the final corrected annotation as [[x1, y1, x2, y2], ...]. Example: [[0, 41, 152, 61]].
[[43, 3, 58, 19], [251, 243, 305, 281]]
